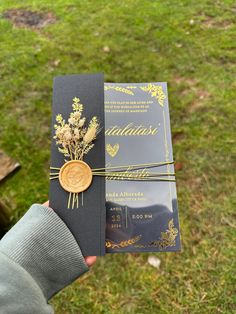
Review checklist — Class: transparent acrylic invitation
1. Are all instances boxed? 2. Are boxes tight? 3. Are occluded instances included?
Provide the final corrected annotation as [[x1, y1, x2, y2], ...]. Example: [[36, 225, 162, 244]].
[[105, 83, 181, 253]]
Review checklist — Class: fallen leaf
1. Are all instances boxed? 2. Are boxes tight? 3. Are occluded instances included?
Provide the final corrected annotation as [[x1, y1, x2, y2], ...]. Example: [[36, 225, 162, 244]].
[[53, 59, 60, 67], [175, 43, 183, 48], [148, 256, 161, 269], [175, 162, 183, 171], [103, 46, 110, 53]]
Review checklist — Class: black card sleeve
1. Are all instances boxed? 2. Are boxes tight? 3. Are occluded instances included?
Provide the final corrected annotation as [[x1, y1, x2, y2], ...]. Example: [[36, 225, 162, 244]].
[[49, 73, 106, 256]]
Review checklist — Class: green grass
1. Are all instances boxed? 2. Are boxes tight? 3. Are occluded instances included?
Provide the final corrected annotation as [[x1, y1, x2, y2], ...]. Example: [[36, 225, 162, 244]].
[[0, 1, 235, 313]]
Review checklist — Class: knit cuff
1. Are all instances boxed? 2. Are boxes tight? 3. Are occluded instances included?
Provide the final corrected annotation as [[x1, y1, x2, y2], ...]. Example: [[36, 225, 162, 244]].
[[0, 204, 89, 300]]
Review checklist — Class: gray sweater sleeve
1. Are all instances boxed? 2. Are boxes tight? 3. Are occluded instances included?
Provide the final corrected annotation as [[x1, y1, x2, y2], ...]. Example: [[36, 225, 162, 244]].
[[0, 204, 89, 314]]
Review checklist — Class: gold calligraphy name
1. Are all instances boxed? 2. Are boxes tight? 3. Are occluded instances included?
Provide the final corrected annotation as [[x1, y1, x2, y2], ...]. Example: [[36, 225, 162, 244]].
[[105, 123, 158, 136], [105, 167, 150, 181]]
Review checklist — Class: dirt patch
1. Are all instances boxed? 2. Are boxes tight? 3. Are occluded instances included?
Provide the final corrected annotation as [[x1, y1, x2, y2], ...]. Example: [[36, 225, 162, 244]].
[[188, 89, 210, 113], [3, 9, 56, 30], [173, 76, 197, 87], [201, 16, 233, 30], [173, 131, 184, 144], [173, 76, 210, 113], [188, 176, 202, 189]]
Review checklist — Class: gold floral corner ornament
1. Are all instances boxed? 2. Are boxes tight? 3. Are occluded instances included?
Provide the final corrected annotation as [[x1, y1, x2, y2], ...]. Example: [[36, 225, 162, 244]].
[[148, 219, 178, 249], [50, 97, 100, 209], [140, 84, 166, 107]]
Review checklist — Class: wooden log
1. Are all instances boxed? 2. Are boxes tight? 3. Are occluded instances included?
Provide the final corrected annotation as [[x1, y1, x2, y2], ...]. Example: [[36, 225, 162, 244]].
[[0, 201, 10, 238], [0, 150, 20, 182]]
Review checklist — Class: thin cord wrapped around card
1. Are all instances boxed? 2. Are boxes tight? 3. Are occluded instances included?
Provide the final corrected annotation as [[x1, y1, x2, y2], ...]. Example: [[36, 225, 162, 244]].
[[50, 160, 176, 209], [91, 161, 175, 181], [51, 162, 175, 182]]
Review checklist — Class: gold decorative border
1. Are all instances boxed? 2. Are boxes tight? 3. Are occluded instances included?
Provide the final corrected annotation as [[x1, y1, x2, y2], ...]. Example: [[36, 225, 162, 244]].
[[163, 108, 173, 212], [104, 83, 166, 106]]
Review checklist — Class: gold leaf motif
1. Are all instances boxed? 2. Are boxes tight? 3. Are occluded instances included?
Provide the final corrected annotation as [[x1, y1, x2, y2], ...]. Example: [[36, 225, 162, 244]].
[[140, 84, 166, 106], [106, 143, 119, 157], [104, 85, 134, 95], [106, 235, 142, 249]]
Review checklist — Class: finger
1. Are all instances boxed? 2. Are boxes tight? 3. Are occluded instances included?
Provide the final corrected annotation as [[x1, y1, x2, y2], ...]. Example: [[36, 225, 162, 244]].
[[84, 256, 97, 267], [43, 201, 49, 207]]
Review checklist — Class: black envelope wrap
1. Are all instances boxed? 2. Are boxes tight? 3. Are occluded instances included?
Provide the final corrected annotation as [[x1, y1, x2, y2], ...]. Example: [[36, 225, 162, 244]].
[[49, 73, 105, 256]]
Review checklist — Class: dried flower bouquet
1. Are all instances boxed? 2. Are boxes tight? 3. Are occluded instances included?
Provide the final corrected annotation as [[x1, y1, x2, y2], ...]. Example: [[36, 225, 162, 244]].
[[53, 97, 99, 161]]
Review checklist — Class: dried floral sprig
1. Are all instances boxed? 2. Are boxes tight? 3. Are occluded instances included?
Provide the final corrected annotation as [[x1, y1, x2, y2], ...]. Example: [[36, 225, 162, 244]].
[[53, 97, 99, 160]]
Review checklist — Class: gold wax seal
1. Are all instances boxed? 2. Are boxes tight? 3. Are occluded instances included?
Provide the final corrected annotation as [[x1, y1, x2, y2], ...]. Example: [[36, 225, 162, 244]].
[[59, 160, 93, 193]]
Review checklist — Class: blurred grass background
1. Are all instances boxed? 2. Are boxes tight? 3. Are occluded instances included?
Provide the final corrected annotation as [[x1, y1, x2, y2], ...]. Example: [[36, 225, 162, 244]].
[[0, 1, 235, 313]]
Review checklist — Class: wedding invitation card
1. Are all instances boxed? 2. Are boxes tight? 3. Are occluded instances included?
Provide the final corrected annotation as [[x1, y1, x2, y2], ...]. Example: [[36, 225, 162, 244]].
[[49, 74, 181, 255], [105, 83, 181, 252]]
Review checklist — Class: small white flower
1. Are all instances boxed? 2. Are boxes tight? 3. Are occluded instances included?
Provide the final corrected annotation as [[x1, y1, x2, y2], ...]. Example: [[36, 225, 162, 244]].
[[74, 111, 81, 119], [74, 128, 80, 139], [78, 117, 85, 127], [68, 117, 76, 125], [61, 124, 70, 133], [55, 128, 63, 138], [64, 131, 72, 141]]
